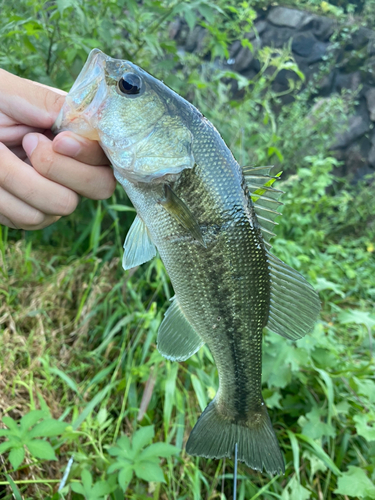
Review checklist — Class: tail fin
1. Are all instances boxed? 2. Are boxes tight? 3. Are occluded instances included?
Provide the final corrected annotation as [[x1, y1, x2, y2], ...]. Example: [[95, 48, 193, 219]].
[[186, 400, 284, 474]]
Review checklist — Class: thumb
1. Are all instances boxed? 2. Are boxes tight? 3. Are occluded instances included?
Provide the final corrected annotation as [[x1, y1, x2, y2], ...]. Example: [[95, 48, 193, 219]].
[[0, 69, 67, 130]]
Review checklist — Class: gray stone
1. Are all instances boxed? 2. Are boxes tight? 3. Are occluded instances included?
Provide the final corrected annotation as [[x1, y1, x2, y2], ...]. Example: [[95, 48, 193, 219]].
[[169, 19, 181, 40], [332, 112, 370, 149], [307, 41, 328, 63], [365, 87, 375, 121], [334, 71, 362, 93], [368, 143, 375, 167], [346, 27, 375, 51], [185, 26, 206, 53], [292, 34, 316, 57], [268, 7, 305, 28], [232, 39, 260, 73], [299, 15, 335, 41], [261, 26, 294, 48]]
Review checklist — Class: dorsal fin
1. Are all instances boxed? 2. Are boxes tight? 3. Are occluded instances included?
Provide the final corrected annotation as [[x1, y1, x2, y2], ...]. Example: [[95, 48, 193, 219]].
[[243, 165, 283, 248]]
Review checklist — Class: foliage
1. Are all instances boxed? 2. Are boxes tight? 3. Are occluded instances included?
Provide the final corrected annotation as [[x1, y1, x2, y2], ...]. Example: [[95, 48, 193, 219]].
[[0, 0, 375, 499]]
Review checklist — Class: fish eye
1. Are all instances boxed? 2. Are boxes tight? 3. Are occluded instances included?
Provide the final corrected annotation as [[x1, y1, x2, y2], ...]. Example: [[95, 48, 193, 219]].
[[117, 73, 142, 95]]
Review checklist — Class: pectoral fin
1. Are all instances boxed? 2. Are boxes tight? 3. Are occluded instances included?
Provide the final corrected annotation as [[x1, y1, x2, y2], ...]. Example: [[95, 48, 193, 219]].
[[158, 296, 204, 361], [122, 215, 157, 270], [159, 185, 205, 246], [266, 252, 321, 340]]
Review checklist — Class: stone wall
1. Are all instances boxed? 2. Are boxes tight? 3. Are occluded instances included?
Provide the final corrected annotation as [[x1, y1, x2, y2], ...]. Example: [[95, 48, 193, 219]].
[[170, 6, 375, 181]]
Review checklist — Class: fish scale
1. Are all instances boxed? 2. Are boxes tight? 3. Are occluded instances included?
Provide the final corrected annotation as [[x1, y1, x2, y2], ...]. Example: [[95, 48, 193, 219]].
[[53, 49, 321, 475]]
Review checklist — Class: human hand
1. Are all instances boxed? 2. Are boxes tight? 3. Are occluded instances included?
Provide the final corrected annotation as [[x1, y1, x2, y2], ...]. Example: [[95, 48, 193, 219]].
[[0, 69, 116, 229]]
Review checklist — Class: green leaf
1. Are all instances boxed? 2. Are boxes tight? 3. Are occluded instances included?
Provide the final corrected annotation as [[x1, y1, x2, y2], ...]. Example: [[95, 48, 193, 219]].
[[8, 447, 25, 470], [5, 474, 22, 500], [81, 469, 93, 489], [134, 460, 165, 483], [71, 483, 85, 494], [48, 367, 81, 395], [72, 383, 114, 430], [118, 465, 133, 491], [28, 419, 68, 438], [353, 413, 375, 442], [27, 439, 56, 461], [92, 480, 111, 496], [191, 375, 207, 412], [139, 442, 180, 461], [296, 434, 341, 476], [282, 475, 311, 500], [2, 416, 19, 434], [298, 407, 335, 440], [20, 410, 48, 431], [132, 426, 154, 455], [334, 466, 375, 498], [338, 310, 375, 328], [0, 441, 14, 454]]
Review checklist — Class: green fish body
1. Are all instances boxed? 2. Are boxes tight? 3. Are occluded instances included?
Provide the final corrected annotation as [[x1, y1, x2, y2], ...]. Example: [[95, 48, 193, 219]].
[[53, 49, 320, 474]]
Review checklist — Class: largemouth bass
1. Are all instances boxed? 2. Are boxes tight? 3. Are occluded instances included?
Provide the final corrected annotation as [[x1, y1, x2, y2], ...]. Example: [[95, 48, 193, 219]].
[[53, 49, 320, 474]]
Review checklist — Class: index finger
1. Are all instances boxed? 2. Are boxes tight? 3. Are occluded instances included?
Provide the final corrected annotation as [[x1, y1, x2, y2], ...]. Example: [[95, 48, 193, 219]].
[[0, 69, 66, 129]]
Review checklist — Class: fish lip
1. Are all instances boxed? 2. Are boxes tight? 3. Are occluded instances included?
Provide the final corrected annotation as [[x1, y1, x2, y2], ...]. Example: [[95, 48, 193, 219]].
[[70, 49, 107, 94]]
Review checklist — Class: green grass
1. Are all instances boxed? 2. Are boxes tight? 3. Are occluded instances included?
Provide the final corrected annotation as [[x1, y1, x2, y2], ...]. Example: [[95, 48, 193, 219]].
[[1, 0, 375, 499]]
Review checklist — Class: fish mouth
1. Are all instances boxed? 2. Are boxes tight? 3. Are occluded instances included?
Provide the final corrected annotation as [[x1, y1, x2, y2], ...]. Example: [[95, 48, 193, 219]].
[[52, 49, 108, 138]]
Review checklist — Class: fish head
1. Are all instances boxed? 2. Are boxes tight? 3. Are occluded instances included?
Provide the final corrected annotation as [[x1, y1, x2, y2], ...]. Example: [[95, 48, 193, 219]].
[[53, 49, 194, 183]]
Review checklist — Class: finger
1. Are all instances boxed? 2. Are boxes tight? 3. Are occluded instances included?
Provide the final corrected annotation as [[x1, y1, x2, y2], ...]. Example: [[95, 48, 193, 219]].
[[9, 146, 27, 160], [24, 133, 116, 200], [0, 69, 66, 129], [0, 185, 60, 230], [0, 124, 45, 147], [0, 213, 17, 229], [0, 142, 79, 216], [53, 131, 109, 166]]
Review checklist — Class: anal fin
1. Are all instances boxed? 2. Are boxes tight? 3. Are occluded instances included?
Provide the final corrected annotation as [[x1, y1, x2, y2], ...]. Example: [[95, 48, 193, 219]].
[[122, 215, 157, 270], [266, 252, 320, 340], [158, 296, 204, 361]]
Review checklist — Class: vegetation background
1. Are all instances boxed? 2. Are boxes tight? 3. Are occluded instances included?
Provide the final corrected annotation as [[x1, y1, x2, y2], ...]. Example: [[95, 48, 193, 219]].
[[0, 0, 375, 499]]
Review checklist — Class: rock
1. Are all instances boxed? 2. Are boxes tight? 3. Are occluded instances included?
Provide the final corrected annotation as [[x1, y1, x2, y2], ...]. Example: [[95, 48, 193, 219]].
[[185, 26, 207, 53], [307, 41, 328, 63], [232, 39, 260, 73], [365, 88, 375, 121], [368, 143, 375, 167], [244, 20, 268, 40], [268, 7, 305, 28], [261, 26, 295, 48], [299, 15, 336, 41], [331, 104, 370, 149], [345, 27, 375, 51], [292, 33, 316, 57], [334, 71, 361, 92], [169, 19, 181, 40]]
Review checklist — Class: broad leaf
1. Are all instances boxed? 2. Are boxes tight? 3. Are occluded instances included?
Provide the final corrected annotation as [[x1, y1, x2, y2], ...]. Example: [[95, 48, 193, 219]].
[[334, 466, 375, 498], [118, 465, 134, 491], [8, 447, 25, 470], [134, 460, 165, 483], [139, 442, 180, 460], [27, 439, 56, 460], [2, 417, 19, 434], [28, 419, 68, 438], [20, 411, 48, 432], [131, 426, 154, 455]]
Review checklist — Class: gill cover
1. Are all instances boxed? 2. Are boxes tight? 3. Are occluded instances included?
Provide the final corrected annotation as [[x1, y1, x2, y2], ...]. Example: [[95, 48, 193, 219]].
[[53, 49, 195, 184]]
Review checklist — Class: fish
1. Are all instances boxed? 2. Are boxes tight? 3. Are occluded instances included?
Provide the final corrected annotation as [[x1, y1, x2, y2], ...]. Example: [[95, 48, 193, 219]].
[[53, 49, 320, 474]]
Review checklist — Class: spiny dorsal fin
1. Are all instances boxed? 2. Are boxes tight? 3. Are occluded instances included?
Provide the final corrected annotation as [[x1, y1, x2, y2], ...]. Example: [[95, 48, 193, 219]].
[[243, 165, 283, 247]]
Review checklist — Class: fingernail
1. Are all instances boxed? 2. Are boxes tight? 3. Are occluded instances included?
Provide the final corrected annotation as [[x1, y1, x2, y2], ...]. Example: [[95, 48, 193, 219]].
[[53, 136, 81, 157], [23, 134, 38, 157]]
